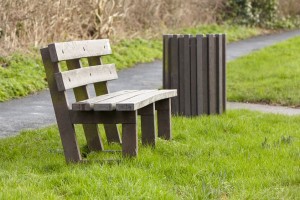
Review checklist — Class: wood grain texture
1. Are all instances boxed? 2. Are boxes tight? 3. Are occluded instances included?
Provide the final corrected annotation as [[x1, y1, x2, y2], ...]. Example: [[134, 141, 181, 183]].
[[55, 64, 118, 91], [66, 59, 104, 151], [40, 47, 82, 163], [196, 35, 204, 115], [87, 57, 110, 96], [183, 35, 191, 116], [72, 90, 135, 111], [178, 37, 185, 115], [48, 39, 111, 62], [222, 34, 227, 112], [208, 34, 217, 114], [190, 37, 197, 116], [163, 35, 172, 89], [116, 90, 177, 111], [94, 90, 156, 111], [140, 104, 156, 146], [122, 111, 138, 157], [170, 35, 180, 115], [216, 34, 223, 114], [156, 99, 171, 140], [69, 110, 137, 124], [162, 34, 226, 117], [202, 37, 209, 114], [87, 56, 121, 143]]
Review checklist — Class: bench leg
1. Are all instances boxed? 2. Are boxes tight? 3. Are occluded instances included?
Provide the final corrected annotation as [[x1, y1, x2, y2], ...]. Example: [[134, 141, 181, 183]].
[[57, 120, 82, 163], [82, 124, 104, 151], [41, 48, 81, 163], [122, 111, 138, 157], [156, 99, 172, 140], [87, 57, 122, 144], [104, 124, 122, 144], [139, 104, 156, 146]]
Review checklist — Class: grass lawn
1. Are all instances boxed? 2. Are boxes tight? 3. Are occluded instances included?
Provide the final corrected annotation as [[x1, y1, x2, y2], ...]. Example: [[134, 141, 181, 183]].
[[0, 110, 299, 199], [0, 24, 261, 102], [227, 36, 300, 107]]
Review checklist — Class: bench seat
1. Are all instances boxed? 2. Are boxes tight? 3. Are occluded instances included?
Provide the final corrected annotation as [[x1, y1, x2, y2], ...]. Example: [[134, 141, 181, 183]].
[[72, 89, 177, 111], [41, 39, 177, 163]]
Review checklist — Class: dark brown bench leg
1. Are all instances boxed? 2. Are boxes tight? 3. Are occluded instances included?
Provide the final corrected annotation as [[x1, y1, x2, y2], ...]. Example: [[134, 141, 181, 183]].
[[41, 48, 82, 163], [82, 124, 104, 151], [139, 103, 156, 146], [156, 99, 172, 140], [104, 124, 122, 144], [57, 120, 82, 163], [122, 111, 138, 157]]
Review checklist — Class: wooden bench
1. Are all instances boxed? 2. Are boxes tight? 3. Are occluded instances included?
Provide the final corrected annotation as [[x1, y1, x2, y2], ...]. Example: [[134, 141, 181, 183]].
[[40, 39, 177, 163]]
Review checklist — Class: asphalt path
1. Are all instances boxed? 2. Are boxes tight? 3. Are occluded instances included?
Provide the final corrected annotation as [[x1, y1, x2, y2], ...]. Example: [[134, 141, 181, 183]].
[[1, 29, 300, 137]]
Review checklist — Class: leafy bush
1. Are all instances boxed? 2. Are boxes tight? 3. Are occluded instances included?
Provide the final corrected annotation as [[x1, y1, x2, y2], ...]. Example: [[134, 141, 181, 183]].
[[222, 0, 279, 27], [0, 0, 224, 56]]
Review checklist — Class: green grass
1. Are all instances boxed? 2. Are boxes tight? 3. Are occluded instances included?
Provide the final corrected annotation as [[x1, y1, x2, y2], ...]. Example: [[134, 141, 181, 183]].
[[0, 24, 261, 102], [0, 110, 299, 199], [0, 54, 47, 101], [227, 36, 300, 107]]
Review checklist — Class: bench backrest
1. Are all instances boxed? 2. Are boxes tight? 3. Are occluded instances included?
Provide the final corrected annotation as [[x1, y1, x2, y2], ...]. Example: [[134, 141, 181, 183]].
[[40, 39, 117, 109]]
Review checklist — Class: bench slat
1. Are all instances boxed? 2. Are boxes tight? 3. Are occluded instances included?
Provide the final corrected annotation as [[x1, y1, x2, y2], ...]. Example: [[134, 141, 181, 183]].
[[116, 90, 177, 111], [72, 90, 136, 111], [48, 39, 112, 62], [55, 64, 118, 91], [94, 90, 157, 111]]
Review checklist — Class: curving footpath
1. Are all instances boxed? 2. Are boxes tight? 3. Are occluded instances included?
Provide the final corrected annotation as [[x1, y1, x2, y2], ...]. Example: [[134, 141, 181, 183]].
[[1, 29, 300, 137]]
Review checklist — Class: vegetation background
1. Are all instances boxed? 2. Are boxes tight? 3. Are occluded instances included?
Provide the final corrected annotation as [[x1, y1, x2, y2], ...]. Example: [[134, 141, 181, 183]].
[[1, 0, 300, 56], [1, 0, 300, 102], [0, 1, 300, 198]]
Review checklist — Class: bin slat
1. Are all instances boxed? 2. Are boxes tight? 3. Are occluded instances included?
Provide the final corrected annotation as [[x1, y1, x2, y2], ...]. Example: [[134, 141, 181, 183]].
[[163, 34, 226, 116], [208, 34, 217, 114]]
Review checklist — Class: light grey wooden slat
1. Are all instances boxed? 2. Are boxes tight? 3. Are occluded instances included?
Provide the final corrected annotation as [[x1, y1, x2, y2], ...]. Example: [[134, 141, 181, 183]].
[[55, 64, 118, 91], [208, 34, 217, 114], [88, 56, 121, 144], [87, 57, 110, 96], [190, 36, 197, 116], [116, 90, 177, 111], [94, 90, 157, 111], [72, 90, 135, 111], [216, 34, 223, 114], [66, 59, 104, 151], [222, 34, 227, 112], [40, 47, 82, 163], [170, 35, 180, 115], [202, 36, 209, 114], [48, 39, 112, 62], [196, 35, 204, 115], [163, 35, 172, 89]]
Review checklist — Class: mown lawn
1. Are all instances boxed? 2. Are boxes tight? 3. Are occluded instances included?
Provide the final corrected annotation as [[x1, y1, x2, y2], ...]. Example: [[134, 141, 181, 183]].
[[0, 110, 299, 199], [0, 24, 260, 102], [227, 36, 300, 107]]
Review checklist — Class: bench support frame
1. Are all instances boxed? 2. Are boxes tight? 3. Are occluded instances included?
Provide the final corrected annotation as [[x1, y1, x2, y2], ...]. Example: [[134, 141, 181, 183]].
[[41, 40, 175, 163], [41, 48, 82, 162], [157, 99, 172, 140], [140, 103, 156, 146]]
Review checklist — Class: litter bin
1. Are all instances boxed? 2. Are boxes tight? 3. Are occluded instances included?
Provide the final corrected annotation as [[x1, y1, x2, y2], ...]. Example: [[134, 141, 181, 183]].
[[163, 34, 226, 116]]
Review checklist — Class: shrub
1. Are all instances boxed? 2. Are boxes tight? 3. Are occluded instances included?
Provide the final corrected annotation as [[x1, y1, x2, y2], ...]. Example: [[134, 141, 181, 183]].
[[0, 0, 224, 56], [221, 0, 278, 27]]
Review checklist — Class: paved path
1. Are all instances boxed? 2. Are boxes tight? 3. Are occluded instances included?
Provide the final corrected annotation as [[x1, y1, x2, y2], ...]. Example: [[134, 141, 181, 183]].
[[1, 29, 300, 137]]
